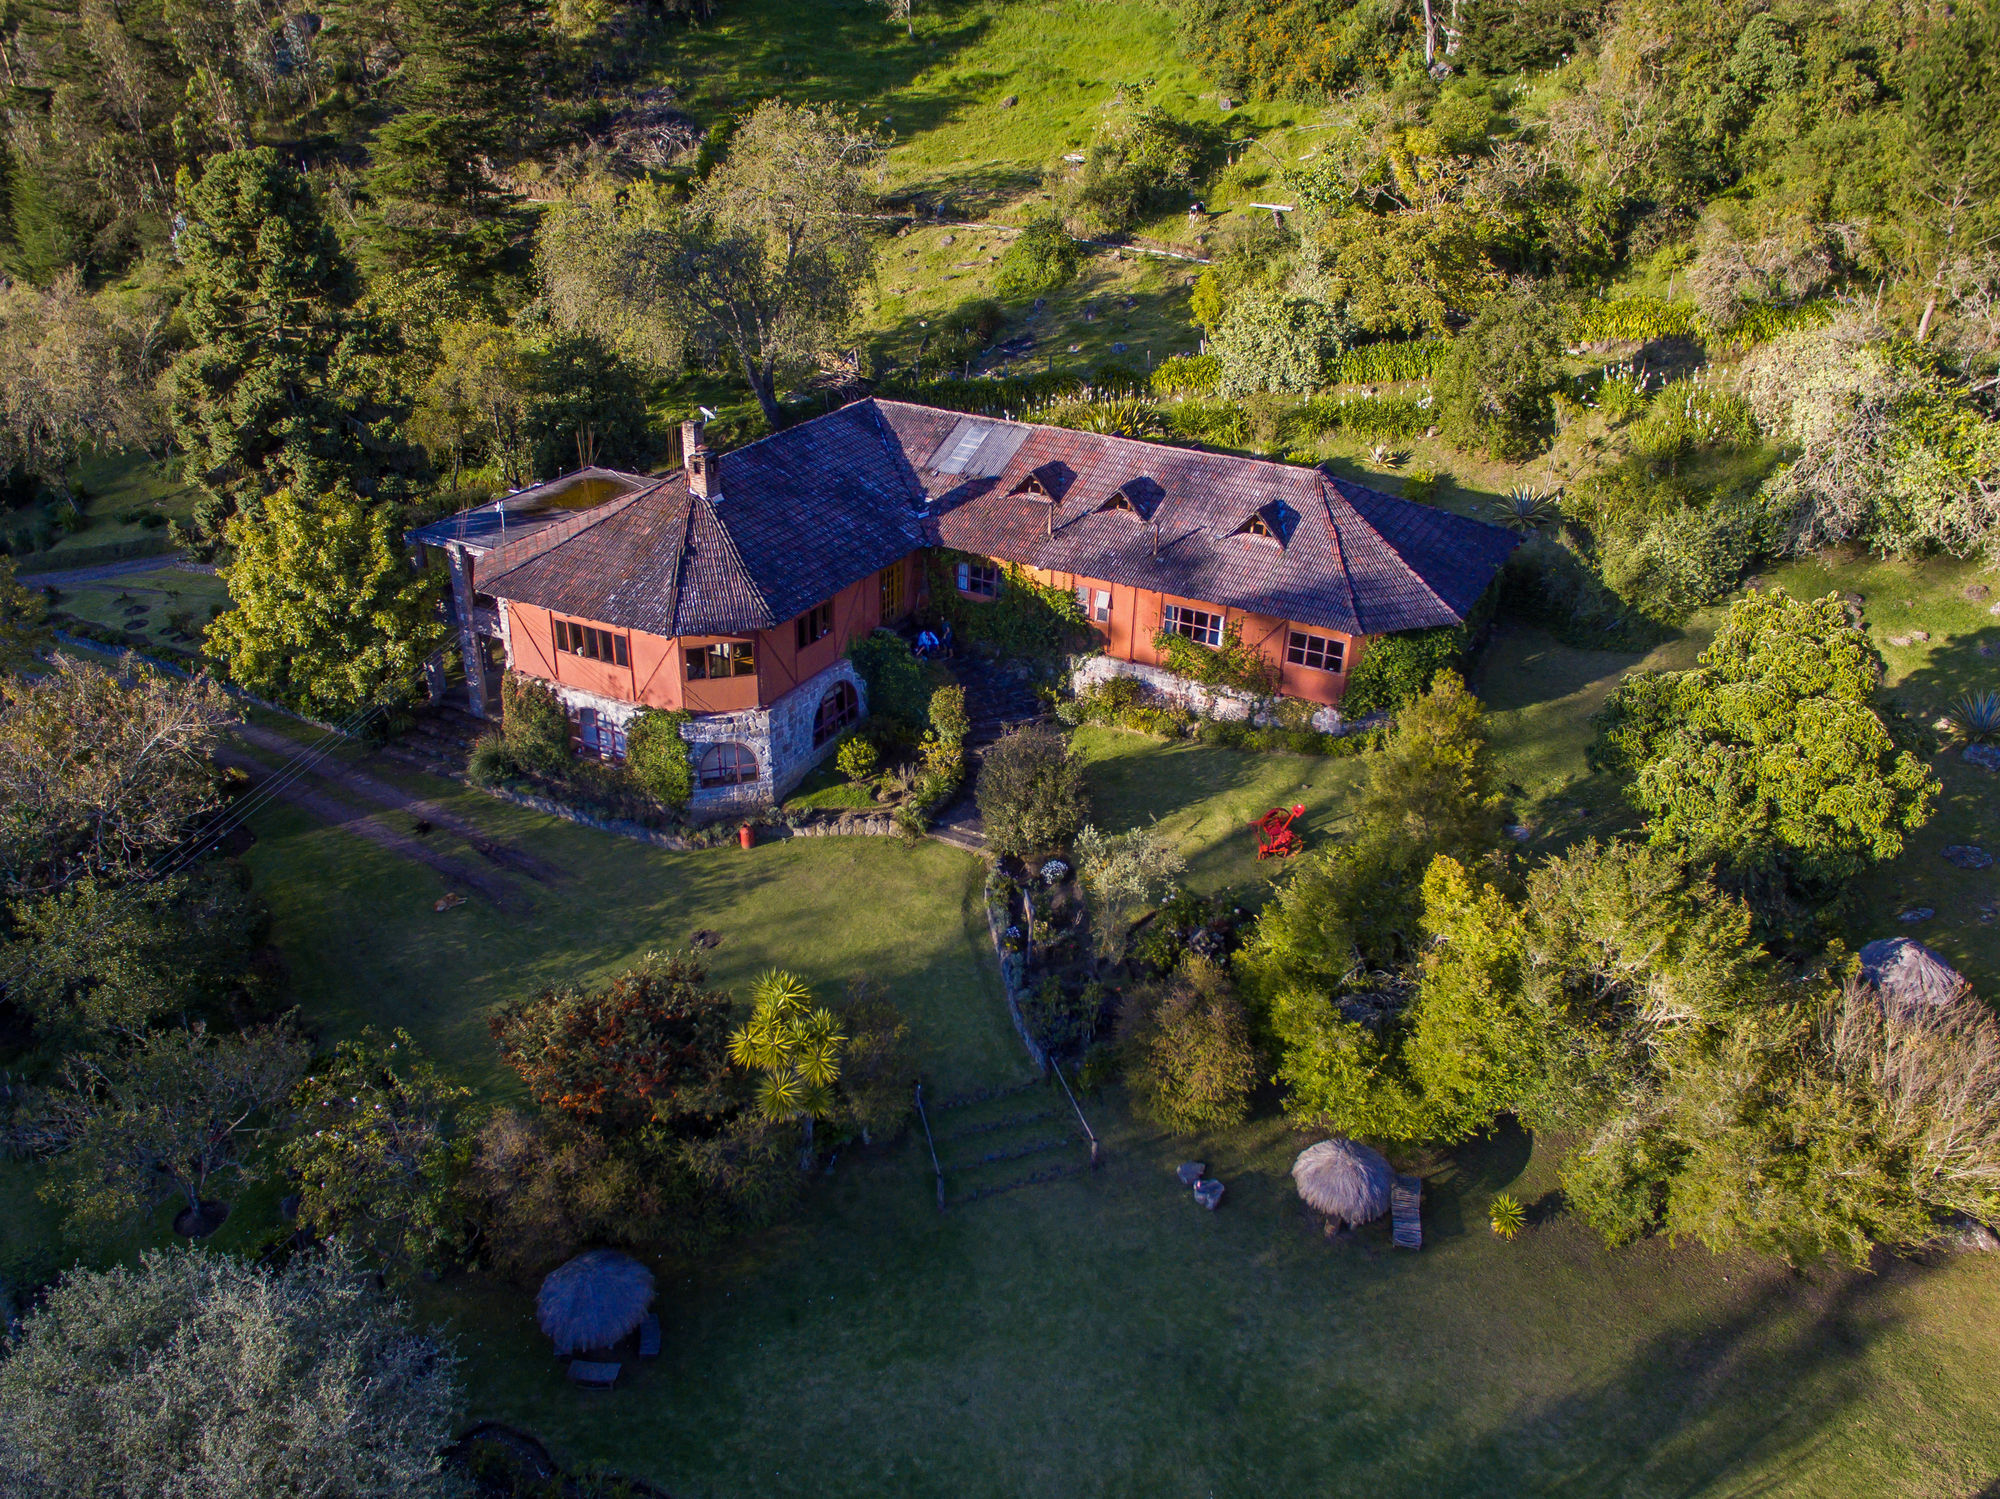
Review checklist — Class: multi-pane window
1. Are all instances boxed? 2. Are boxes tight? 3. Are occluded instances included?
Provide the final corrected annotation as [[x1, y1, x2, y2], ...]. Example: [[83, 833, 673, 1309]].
[[698, 742, 759, 788], [795, 601, 834, 650], [685, 641, 756, 679], [956, 560, 1000, 597], [1286, 630, 1345, 672], [1162, 603, 1223, 648], [813, 681, 860, 747], [879, 563, 906, 617], [570, 708, 628, 763], [554, 618, 628, 666], [1074, 585, 1111, 622]]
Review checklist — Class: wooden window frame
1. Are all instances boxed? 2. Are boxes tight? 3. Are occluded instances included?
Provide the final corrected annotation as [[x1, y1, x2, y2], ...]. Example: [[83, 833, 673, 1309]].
[[1074, 585, 1111, 622], [554, 618, 629, 667], [569, 708, 629, 763], [813, 681, 860, 747], [1286, 629, 1344, 673], [1162, 603, 1223, 648], [879, 563, 906, 617], [795, 601, 835, 651], [697, 741, 760, 788], [955, 560, 1000, 598], [685, 640, 756, 680]]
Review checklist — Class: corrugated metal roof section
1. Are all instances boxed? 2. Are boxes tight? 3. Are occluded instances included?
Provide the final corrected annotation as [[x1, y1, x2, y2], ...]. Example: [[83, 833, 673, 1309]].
[[927, 418, 1029, 476]]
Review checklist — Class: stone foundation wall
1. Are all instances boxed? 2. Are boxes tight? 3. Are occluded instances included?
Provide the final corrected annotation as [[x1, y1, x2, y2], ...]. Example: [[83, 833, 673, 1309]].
[[1070, 654, 1346, 733], [536, 659, 871, 823]]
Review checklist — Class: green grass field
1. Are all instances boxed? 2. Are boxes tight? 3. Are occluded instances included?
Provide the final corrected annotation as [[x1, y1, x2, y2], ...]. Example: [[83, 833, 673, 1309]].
[[8, 704, 2000, 1494]]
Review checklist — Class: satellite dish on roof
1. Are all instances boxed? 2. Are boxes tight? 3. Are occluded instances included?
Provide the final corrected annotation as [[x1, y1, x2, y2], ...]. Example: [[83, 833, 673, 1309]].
[[698, 406, 717, 420]]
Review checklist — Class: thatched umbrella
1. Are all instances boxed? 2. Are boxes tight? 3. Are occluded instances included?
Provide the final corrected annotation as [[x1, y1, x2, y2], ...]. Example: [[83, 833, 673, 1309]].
[[536, 1250, 656, 1356], [1293, 1138, 1392, 1227], [1860, 937, 1969, 1016]]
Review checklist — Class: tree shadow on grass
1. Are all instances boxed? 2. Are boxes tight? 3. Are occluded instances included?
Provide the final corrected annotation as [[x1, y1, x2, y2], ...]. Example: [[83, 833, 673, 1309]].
[[1892, 623, 2000, 718], [1413, 1264, 1918, 1497]]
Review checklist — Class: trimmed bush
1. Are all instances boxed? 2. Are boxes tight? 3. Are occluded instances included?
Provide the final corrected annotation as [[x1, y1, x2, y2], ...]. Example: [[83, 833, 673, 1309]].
[[1150, 353, 1222, 398], [1342, 627, 1464, 717], [500, 672, 570, 773], [995, 212, 1082, 301], [627, 709, 693, 806]]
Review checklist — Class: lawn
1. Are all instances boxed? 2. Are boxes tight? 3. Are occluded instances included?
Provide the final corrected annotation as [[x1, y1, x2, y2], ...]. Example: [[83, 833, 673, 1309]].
[[1070, 725, 1368, 900], [42, 563, 231, 657], [236, 782, 1022, 1095], [424, 1098, 2000, 1499], [11, 691, 2000, 1494]]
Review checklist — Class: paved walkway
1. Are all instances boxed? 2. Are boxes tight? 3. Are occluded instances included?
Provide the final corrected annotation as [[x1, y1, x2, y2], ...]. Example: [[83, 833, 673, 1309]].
[[19, 553, 212, 587]]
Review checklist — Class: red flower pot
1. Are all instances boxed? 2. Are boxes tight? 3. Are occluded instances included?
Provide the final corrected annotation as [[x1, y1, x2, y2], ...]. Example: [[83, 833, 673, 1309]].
[[738, 824, 755, 850]]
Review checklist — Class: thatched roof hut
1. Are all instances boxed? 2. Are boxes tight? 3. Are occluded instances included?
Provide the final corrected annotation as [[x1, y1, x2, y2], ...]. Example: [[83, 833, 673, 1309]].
[[1860, 938, 1970, 1016], [536, 1250, 656, 1356], [1292, 1137, 1393, 1226]]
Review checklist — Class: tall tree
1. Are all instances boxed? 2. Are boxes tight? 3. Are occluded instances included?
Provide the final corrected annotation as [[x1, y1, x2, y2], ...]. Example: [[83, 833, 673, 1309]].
[[539, 101, 883, 426], [167, 149, 416, 544], [0, 1246, 465, 1498], [282, 1030, 471, 1271], [728, 969, 843, 1162], [0, 268, 159, 494], [0, 653, 233, 892], [21, 1019, 307, 1237], [362, 0, 536, 295], [205, 487, 448, 718], [1592, 589, 1938, 909]]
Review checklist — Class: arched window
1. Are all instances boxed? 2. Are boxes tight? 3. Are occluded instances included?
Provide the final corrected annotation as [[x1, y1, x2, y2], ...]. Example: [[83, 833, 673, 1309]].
[[697, 742, 759, 788], [813, 681, 860, 747]]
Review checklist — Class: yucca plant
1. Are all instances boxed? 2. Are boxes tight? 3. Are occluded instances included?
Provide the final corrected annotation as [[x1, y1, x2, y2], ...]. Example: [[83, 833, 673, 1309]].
[[729, 969, 845, 1164], [1944, 690, 2000, 744], [1490, 485, 1558, 532], [1489, 1193, 1526, 1240]]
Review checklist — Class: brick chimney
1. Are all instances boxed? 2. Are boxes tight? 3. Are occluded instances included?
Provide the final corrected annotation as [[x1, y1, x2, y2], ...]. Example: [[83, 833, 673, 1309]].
[[683, 418, 718, 501]]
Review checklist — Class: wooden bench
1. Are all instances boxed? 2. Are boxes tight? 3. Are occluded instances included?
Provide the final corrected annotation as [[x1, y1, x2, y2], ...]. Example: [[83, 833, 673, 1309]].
[[1391, 1174, 1423, 1250], [567, 1359, 621, 1389], [638, 1315, 662, 1359]]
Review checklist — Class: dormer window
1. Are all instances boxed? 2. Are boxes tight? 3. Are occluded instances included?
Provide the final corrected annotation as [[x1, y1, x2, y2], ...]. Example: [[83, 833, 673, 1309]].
[[1011, 468, 1059, 501], [1095, 477, 1161, 520], [1234, 501, 1296, 545]]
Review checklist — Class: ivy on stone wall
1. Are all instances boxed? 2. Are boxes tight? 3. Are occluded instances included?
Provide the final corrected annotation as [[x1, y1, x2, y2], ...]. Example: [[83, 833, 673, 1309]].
[[627, 708, 694, 807], [1150, 620, 1279, 695], [924, 550, 1090, 659]]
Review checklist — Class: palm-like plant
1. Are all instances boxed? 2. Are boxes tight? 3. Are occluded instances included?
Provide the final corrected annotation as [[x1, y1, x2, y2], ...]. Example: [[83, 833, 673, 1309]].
[[1489, 485, 1558, 532], [729, 970, 845, 1162], [1488, 1192, 1526, 1239], [1943, 690, 2000, 744]]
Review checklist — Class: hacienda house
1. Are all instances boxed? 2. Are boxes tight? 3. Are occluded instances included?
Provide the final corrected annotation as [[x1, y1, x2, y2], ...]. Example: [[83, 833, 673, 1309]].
[[408, 398, 1519, 814]]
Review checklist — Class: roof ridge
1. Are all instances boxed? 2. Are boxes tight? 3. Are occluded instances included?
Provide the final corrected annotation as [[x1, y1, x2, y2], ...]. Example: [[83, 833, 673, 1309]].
[[684, 488, 778, 631]]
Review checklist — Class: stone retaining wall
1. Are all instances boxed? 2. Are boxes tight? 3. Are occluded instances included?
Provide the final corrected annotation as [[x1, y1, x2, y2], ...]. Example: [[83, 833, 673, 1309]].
[[1070, 654, 1348, 733], [983, 868, 1049, 1073], [480, 784, 900, 849]]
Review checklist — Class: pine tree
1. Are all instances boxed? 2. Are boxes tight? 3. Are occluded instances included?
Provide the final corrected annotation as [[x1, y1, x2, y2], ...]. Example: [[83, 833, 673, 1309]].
[[361, 0, 537, 294], [167, 149, 419, 541]]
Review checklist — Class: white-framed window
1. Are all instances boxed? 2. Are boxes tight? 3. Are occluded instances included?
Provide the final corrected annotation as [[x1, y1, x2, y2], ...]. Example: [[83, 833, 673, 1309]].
[[1076, 586, 1111, 622], [1162, 603, 1223, 647], [1286, 630, 1345, 673]]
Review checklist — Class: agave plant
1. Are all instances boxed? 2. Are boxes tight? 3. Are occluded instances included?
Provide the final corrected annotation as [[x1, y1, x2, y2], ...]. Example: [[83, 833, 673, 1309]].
[[1048, 398, 1162, 438], [1488, 1193, 1526, 1240], [1369, 444, 1411, 469], [1944, 690, 2000, 744], [1490, 485, 1559, 532]]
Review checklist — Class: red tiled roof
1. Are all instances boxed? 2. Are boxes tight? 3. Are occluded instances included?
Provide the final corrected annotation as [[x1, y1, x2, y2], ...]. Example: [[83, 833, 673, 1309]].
[[472, 399, 1518, 639]]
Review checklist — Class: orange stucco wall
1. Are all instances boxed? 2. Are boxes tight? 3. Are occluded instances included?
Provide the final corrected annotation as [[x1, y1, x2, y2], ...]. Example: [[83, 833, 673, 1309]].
[[501, 555, 920, 712], [969, 563, 1359, 707]]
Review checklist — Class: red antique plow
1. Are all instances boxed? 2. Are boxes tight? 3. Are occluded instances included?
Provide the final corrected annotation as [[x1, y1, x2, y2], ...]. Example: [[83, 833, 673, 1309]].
[[1254, 804, 1307, 860]]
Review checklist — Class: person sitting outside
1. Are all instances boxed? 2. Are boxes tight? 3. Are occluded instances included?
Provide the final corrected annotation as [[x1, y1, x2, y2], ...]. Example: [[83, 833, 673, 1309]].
[[916, 628, 940, 657]]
